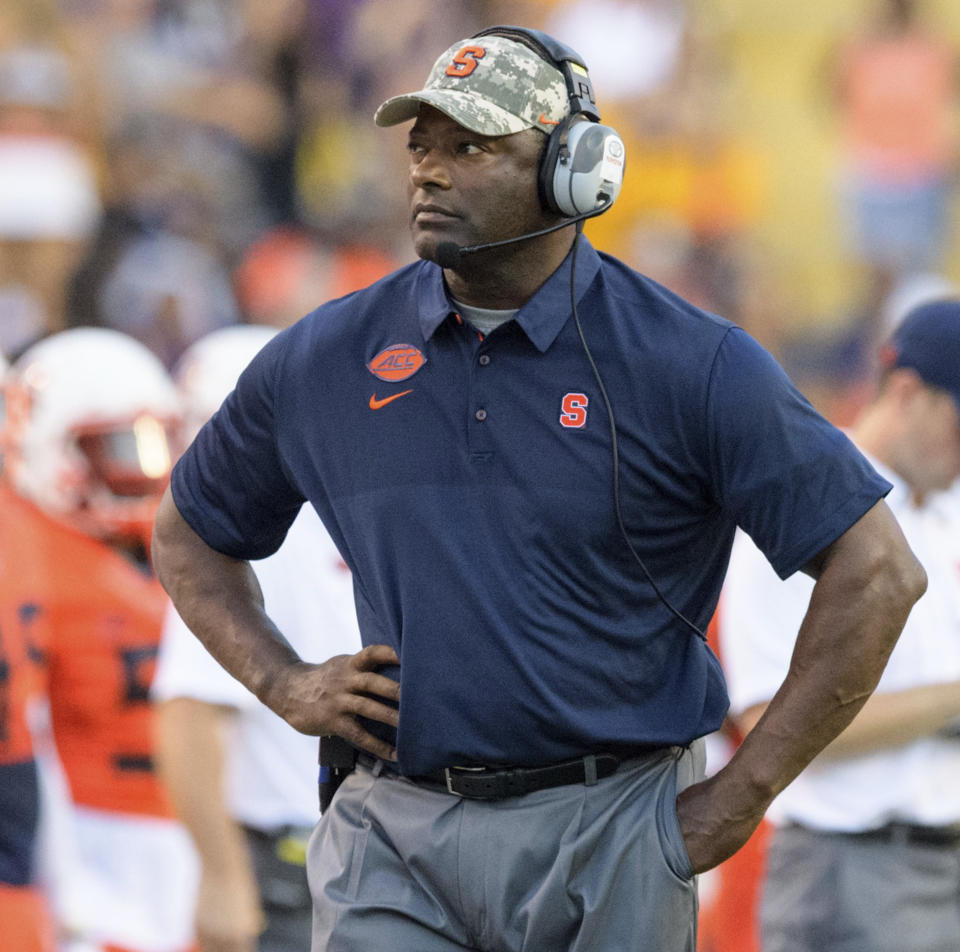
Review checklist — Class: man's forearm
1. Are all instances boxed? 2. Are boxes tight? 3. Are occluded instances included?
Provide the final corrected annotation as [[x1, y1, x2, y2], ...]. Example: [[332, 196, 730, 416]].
[[155, 698, 265, 943], [817, 680, 960, 758], [151, 488, 302, 710], [676, 501, 926, 872], [723, 502, 926, 803], [155, 698, 253, 876]]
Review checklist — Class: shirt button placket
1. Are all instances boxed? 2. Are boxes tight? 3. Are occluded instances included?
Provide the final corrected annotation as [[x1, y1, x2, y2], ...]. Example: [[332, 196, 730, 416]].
[[475, 349, 491, 422], [469, 346, 493, 460]]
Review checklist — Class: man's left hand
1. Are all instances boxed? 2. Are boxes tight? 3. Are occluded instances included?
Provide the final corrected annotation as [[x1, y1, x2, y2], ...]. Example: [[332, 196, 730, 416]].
[[674, 773, 768, 874]]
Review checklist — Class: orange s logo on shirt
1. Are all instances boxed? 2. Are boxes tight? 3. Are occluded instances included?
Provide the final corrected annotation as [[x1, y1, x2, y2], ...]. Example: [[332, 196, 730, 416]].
[[560, 392, 589, 429], [446, 45, 486, 78]]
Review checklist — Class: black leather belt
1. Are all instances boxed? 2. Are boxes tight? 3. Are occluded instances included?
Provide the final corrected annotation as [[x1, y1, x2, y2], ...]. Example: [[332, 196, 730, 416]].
[[845, 822, 960, 848], [358, 749, 661, 800]]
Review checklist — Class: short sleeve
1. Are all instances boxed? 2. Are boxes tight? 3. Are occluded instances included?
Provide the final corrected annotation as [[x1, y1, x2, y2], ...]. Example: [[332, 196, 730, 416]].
[[170, 331, 304, 560], [707, 328, 890, 578]]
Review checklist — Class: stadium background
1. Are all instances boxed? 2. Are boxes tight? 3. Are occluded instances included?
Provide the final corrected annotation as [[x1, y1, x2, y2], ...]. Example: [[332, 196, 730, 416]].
[[2, 0, 959, 411]]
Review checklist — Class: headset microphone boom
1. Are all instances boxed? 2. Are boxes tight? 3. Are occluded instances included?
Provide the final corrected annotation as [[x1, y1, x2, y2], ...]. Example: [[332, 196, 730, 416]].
[[433, 194, 615, 270]]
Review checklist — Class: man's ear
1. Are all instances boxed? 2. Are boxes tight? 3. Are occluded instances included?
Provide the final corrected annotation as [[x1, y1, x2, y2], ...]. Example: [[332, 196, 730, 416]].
[[887, 366, 926, 408]]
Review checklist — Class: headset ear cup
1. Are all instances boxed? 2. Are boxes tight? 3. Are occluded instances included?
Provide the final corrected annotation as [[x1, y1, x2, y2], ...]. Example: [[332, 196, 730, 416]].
[[542, 119, 626, 217], [537, 116, 574, 215]]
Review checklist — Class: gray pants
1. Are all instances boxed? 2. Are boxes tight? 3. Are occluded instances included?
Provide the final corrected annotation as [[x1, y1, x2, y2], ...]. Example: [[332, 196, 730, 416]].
[[308, 743, 702, 951], [761, 824, 960, 952]]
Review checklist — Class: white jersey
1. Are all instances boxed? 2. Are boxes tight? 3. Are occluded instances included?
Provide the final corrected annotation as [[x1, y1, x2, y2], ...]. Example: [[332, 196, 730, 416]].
[[152, 506, 362, 830], [720, 457, 960, 832]]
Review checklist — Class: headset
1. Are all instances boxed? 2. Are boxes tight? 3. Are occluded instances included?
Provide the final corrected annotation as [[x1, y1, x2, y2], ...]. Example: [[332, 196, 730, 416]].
[[472, 25, 625, 218], [450, 26, 707, 643], [435, 25, 624, 265]]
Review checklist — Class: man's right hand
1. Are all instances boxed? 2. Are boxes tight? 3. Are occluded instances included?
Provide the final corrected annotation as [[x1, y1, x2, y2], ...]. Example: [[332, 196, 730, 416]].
[[264, 645, 401, 762]]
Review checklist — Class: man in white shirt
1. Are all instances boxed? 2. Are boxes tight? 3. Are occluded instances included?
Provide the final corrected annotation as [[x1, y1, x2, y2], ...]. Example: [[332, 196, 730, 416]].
[[151, 326, 362, 952], [720, 299, 960, 952]]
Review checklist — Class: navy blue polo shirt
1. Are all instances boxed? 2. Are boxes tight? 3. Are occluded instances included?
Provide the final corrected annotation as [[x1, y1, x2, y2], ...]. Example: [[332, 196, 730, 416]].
[[172, 236, 890, 776]]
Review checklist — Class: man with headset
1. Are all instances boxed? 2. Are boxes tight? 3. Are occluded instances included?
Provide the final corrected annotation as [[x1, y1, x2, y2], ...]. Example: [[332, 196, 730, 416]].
[[152, 26, 925, 950]]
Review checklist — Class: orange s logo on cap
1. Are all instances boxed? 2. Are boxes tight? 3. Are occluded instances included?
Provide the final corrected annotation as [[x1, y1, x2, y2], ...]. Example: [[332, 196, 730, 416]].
[[367, 344, 427, 382], [446, 45, 485, 78]]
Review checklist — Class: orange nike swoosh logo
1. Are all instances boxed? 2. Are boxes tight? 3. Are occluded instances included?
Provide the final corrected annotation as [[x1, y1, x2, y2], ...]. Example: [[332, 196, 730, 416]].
[[538, 113, 559, 126], [369, 390, 413, 410]]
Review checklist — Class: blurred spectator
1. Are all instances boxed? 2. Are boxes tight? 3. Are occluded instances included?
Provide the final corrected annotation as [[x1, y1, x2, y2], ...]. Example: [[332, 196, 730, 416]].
[[66, 116, 241, 368], [2, 328, 198, 951], [153, 324, 362, 952], [61, 0, 282, 254], [535, 1, 769, 330], [233, 226, 399, 328], [545, 0, 690, 103], [0, 42, 102, 354], [294, 0, 485, 248], [830, 0, 960, 313], [232, 0, 313, 226]]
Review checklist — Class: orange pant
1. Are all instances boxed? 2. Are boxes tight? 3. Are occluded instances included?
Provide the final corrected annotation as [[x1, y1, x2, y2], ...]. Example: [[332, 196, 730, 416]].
[[697, 820, 770, 952]]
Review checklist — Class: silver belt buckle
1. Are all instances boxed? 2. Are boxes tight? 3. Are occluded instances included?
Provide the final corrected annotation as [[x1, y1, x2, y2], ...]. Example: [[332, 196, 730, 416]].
[[444, 764, 485, 796]]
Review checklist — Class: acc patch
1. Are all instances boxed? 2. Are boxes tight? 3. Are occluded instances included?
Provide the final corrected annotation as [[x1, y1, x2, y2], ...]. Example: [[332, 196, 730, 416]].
[[367, 343, 427, 382]]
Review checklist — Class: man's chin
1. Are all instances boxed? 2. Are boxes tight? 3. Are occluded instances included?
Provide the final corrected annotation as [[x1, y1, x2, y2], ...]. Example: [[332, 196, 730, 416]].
[[413, 236, 451, 265]]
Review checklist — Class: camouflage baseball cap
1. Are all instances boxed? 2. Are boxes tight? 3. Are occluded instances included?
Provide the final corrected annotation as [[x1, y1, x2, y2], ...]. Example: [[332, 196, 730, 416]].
[[374, 34, 570, 136]]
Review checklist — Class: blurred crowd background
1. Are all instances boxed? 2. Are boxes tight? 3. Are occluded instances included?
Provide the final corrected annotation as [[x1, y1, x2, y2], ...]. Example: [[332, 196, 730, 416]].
[[2, 0, 960, 424]]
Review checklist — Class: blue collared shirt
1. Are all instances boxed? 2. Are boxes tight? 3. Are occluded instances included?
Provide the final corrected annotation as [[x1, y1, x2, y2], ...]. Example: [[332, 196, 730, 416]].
[[172, 237, 890, 775]]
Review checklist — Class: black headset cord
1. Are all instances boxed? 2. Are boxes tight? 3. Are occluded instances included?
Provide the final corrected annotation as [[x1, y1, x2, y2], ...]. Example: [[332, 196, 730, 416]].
[[568, 229, 707, 641]]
